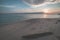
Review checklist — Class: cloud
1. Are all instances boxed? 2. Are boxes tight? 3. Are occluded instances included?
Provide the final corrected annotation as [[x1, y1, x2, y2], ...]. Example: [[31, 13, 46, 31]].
[[0, 5, 17, 13], [42, 8, 60, 13], [0, 5, 16, 8], [13, 8, 43, 13], [23, 0, 60, 8], [13, 7, 60, 13], [1, 0, 60, 13], [23, 0, 45, 5], [23, 0, 45, 8]]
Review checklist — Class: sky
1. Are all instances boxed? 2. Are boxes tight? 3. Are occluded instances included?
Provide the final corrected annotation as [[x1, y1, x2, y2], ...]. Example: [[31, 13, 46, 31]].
[[0, 0, 60, 13]]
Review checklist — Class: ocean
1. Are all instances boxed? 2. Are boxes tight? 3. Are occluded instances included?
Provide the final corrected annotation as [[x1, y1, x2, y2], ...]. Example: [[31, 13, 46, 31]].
[[0, 13, 60, 26]]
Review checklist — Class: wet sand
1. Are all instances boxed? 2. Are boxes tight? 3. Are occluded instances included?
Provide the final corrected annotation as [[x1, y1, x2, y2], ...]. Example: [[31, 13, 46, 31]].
[[0, 18, 60, 40]]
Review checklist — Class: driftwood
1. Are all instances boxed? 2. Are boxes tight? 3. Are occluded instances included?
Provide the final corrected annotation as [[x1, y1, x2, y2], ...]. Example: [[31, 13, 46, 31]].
[[56, 36, 60, 40], [22, 32, 53, 39]]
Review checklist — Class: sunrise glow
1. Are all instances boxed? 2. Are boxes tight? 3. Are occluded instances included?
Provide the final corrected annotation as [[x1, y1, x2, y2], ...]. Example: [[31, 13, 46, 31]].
[[43, 9, 50, 13]]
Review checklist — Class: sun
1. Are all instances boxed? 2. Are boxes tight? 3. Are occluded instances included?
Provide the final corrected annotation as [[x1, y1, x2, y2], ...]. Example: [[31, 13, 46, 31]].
[[43, 9, 50, 13], [44, 10, 49, 13]]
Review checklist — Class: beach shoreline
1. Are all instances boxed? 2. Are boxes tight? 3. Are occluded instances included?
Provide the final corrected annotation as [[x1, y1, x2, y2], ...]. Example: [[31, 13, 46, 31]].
[[0, 18, 60, 40]]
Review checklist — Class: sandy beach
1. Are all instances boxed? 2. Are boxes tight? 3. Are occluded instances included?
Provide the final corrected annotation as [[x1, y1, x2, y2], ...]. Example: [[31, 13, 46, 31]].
[[0, 18, 60, 40]]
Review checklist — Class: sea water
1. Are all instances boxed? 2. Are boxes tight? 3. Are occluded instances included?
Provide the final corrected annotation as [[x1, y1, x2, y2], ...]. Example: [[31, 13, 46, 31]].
[[0, 13, 60, 26]]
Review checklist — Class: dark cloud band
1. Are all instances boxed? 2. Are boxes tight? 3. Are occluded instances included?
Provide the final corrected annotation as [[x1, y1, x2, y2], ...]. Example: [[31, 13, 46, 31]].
[[23, 0, 57, 5], [23, 0, 45, 5], [23, 0, 59, 8]]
